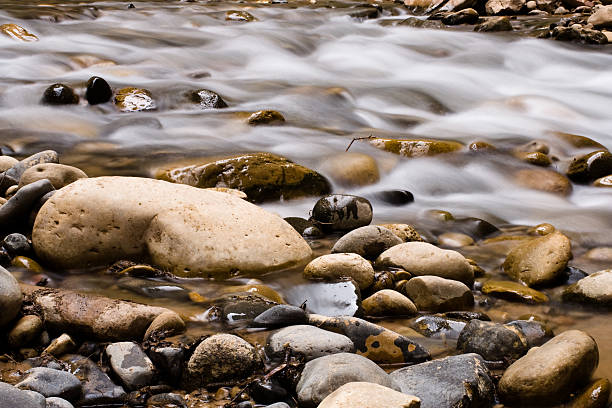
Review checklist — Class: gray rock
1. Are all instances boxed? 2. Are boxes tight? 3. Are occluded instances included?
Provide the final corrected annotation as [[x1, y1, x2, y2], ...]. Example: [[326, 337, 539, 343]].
[[0, 382, 46, 408], [266, 325, 354, 361], [2, 233, 31, 255], [331, 226, 402, 260], [8, 315, 44, 348], [105, 342, 155, 390], [457, 320, 528, 362], [62, 355, 125, 406], [505, 320, 553, 348], [390, 353, 495, 408], [45, 397, 74, 408], [296, 353, 399, 408], [253, 304, 308, 327], [311, 194, 373, 231], [404, 276, 474, 312], [16, 368, 81, 401], [283, 281, 362, 317], [0, 265, 22, 327], [0, 150, 58, 192], [0, 179, 55, 227], [563, 269, 612, 306]]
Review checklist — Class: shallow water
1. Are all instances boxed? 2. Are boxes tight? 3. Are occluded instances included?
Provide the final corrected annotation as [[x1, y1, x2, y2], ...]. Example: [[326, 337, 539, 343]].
[[1, 0, 611, 388]]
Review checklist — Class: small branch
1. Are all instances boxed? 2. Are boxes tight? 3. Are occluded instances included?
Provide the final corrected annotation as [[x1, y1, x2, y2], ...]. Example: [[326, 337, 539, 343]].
[[345, 134, 374, 152]]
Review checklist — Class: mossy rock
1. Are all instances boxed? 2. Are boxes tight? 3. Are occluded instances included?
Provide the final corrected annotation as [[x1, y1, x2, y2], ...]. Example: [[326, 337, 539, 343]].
[[157, 152, 331, 202], [482, 280, 549, 304], [369, 138, 463, 157]]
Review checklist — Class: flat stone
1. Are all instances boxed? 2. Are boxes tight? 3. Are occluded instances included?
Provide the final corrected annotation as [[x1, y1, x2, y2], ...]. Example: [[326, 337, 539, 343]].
[[390, 353, 495, 408], [362, 289, 417, 317], [474, 16, 513, 31], [296, 353, 399, 408], [303, 253, 374, 290], [404, 276, 474, 312], [376, 242, 474, 285], [266, 325, 354, 361], [247, 110, 283, 124], [563, 269, 612, 306], [218, 293, 278, 323], [0, 266, 22, 327], [253, 305, 308, 327], [481, 280, 549, 303], [16, 367, 81, 401], [318, 382, 420, 408], [106, 342, 155, 390], [0, 24, 38, 42], [514, 168, 572, 195], [8, 315, 44, 348], [485, 0, 526, 14], [331, 226, 402, 260], [62, 355, 126, 406], [114, 87, 156, 112], [19, 164, 87, 189], [311, 194, 372, 231], [0, 382, 45, 408], [438, 232, 474, 247]]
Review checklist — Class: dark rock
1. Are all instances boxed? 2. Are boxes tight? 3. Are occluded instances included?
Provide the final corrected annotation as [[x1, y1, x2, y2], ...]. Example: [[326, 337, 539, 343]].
[[62, 355, 126, 406], [249, 380, 288, 405], [0, 382, 46, 408], [105, 342, 155, 390], [311, 194, 372, 231], [331, 225, 402, 260], [266, 325, 354, 361], [8, 315, 44, 348], [283, 281, 361, 317], [15, 367, 82, 401], [451, 217, 499, 239], [457, 320, 528, 362], [253, 304, 308, 328], [220, 293, 278, 323], [247, 110, 284, 125], [367, 271, 395, 293], [0, 150, 59, 193], [442, 8, 479, 25], [2, 233, 31, 256], [148, 393, 186, 408], [369, 190, 414, 206], [409, 315, 466, 339], [85, 76, 112, 105], [148, 346, 184, 385], [564, 266, 589, 285], [474, 16, 513, 31], [505, 320, 553, 347], [481, 280, 549, 303], [390, 353, 495, 408], [303, 226, 323, 237], [188, 89, 228, 109], [441, 311, 491, 321], [0, 179, 55, 228], [283, 217, 315, 235], [41, 84, 79, 105], [567, 150, 612, 183]]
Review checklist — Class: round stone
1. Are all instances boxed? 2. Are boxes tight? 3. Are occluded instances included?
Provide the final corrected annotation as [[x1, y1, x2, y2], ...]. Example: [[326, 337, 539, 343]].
[[331, 226, 402, 260], [403, 276, 474, 312], [8, 315, 43, 348], [2, 233, 31, 256], [85, 76, 112, 105], [303, 253, 375, 290], [312, 195, 372, 232], [0, 266, 22, 327], [318, 382, 420, 408], [188, 89, 228, 109], [362, 289, 417, 317], [41, 84, 79, 105], [563, 269, 612, 306], [19, 164, 87, 190], [266, 325, 354, 361]]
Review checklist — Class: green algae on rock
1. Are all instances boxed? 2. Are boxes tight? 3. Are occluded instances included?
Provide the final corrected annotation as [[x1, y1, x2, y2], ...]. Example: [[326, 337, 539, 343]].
[[482, 280, 549, 303], [368, 137, 463, 157]]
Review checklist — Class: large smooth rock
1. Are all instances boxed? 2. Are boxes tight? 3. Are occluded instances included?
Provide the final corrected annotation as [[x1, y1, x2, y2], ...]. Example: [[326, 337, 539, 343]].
[[19, 164, 87, 189], [331, 226, 402, 260], [303, 253, 374, 290], [514, 168, 572, 195], [253, 304, 308, 327], [296, 353, 399, 408], [0, 382, 45, 408], [404, 276, 473, 312], [498, 330, 599, 406], [318, 382, 420, 408], [186, 334, 262, 387], [15, 368, 81, 401], [390, 353, 495, 408], [0, 266, 21, 327], [32, 177, 312, 277], [157, 152, 330, 202], [362, 289, 417, 317], [503, 231, 571, 287], [266, 325, 354, 361], [106, 342, 155, 390], [376, 242, 474, 285], [563, 269, 612, 306]]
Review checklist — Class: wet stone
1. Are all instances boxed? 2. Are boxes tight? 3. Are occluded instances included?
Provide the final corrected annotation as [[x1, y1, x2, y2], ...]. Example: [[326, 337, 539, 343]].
[[311, 194, 372, 232], [188, 89, 228, 109], [8, 315, 44, 348], [566, 150, 612, 183], [0, 24, 38, 42], [505, 319, 553, 348], [403, 276, 474, 312], [249, 379, 288, 405], [438, 232, 474, 247], [593, 174, 612, 187], [143, 310, 186, 340], [0, 265, 22, 327], [283, 217, 314, 235], [457, 320, 528, 362], [563, 269, 612, 306], [442, 8, 480, 25], [41, 84, 79, 105], [368, 138, 463, 157], [225, 10, 257, 22], [148, 393, 186, 407], [253, 304, 308, 328], [148, 346, 184, 385], [266, 325, 354, 361], [0, 382, 46, 408], [409, 315, 466, 339], [105, 342, 155, 390], [331, 226, 402, 260], [390, 353, 495, 408], [15, 367, 82, 401], [303, 253, 374, 290], [220, 293, 278, 323], [481, 280, 549, 303], [247, 110, 284, 125], [62, 355, 126, 406], [379, 223, 423, 242], [12, 256, 43, 273], [114, 87, 156, 112], [362, 289, 417, 317], [0, 179, 55, 228], [2, 232, 31, 256], [85, 76, 112, 105], [369, 190, 414, 206], [566, 378, 610, 408], [474, 16, 513, 31], [283, 281, 361, 317]]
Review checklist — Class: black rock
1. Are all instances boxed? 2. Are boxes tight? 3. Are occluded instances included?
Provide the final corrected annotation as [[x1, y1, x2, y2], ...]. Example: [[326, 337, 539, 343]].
[[220, 293, 279, 323], [41, 84, 79, 105], [85, 76, 112, 105], [0, 248, 10, 265], [283, 217, 314, 235], [451, 217, 499, 238], [148, 347, 184, 385], [567, 150, 612, 183], [311, 194, 372, 232], [188, 89, 228, 109], [457, 319, 528, 362], [2, 233, 31, 256], [0, 179, 55, 229], [252, 304, 308, 328], [369, 190, 414, 206], [284, 281, 361, 317], [249, 379, 288, 404], [564, 266, 589, 285], [62, 355, 126, 406]]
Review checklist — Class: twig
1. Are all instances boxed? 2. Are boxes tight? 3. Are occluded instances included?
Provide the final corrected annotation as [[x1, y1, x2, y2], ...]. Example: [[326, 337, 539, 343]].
[[345, 134, 374, 152]]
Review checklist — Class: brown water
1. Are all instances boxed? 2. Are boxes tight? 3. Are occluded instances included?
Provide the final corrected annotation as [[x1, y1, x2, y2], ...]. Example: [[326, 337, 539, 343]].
[[1, 0, 611, 389]]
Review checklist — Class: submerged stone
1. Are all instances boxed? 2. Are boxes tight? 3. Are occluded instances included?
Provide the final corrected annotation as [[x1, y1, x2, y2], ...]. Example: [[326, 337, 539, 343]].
[[481, 280, 549, 303], [311, 194, 372, 231], [368, 138, 463, 157]]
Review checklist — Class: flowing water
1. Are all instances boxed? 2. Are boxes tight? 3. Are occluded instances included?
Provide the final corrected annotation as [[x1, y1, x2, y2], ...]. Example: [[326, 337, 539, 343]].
[[1, 0, 612, 386]]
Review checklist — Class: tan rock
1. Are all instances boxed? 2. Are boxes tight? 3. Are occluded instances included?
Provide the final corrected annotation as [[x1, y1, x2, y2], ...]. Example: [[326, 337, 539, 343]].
[[0, 24, 38, 42], [303, 253, 374, 290], [247, 110, 284, 125], [563, 269, 612, 306], [379, 224, 423, 242], [318, 382, 420, 408], [585, 247, 612, 261], [0, 266, 21, 327], [362, 289, 417, 317], [594, 174, 612, 187], [588, 5, 612, 29], [115, 87, 156, 112], [8, 315, 43, 348], [514, 168, 572, 195], [0, 156, 18, 172], [438, 232, 474, 247], [19, 163, 87, 189], [403, 276, 474, 312], [205, 187, 247, 199], [319, 153, 380, 187], [43, 333, 76, 357], [369, 138, 463, 158], [143, 311, 185, 340], [222, 284, 285, 303]]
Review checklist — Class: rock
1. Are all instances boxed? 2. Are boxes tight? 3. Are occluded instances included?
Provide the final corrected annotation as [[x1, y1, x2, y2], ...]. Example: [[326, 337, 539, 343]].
[[148, 393, 186, 407], [318, 382, 420, 408], [247, 110, 284, 125], [148, 346, 184, 384], [0, 266, 21, 327], [331, 226, 402, 260], [369, 190, 414, 206], [0, 382, 45, 408], [266, 325, 354, 361], [515, 151, 552, 166], [567, 150, 612, 183], [303, 253, 374, 290], [438, 232, 474, 247], [505, 320, 553, 348], [45, 397, 75, 408], [457, 320, 528, 362], [376, 242, 474, 285], [225, 10, 257, 21], [283, 281, 362, 317], [311, 195, 372, 232], [514, 168, 572, 195], [474, 16, 513, 31], [588, 5, 612, 29], [186, 334, 262, 387], [379, 224, 423, 242], [362, 289, 417, 317], [8, 315, 44, 348], [442, 8, 480, 25], [43, 334, 76, 357], [2, 233, 31, 255], [529, 222, 556, 236], [404, 276, 474, 312], [503, 230, 571, 287], [85, 76, 112, 105], [368, 138, 463, 157], [594, 175, 612, 187], [218, 293, 278, 322], [0, 150, 59, 192], [307, 315, 430, 364], [439, 0, 479, 11], [114, 87, 156, 112], [158, 153, 330, 203], [62, 355, 126, 406], [485, 0, 525, 14], [563, 269, 612, 306], [23, 285, 174, 341], [41, 84, 79, 105], [390, 353, 495, 408], [19, 164, 87, 189], [0, 155, 18, 172], [16, 367, 81, 401], [409, 315, 466, 339], [566, 378, 610, 408], [32, 176, 312, 276], [253, 305, 308, 327], [264, 404, 290, 408], [223, 284, 284, 303], [284, 217, 315, 235], [12, 256, 43, 273], [296, 353, 398, 408], [0, 179, 55, 227], [143, 311, 185, 340], [319, 153, 379, 187], [481, 280, 549, 303], [0, 24, 38, 42], [498, 330, 599, 405], [188, 89, 228, 109], [105, 342, 155, 390]]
